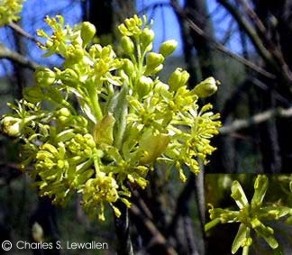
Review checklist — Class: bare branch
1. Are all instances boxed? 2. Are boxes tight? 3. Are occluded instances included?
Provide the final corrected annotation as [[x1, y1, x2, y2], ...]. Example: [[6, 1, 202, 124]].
[[217, 0, 292, 84], [9, 22, 42, 46], [137, 2, 170, 15], [220, 107, 292, 135], [167, 175, 195, 236], [217, 0, 274, 66], [0, 43, 39, 70], [129, 204, 177, 255], [170, 0, 276, 80], [234, 0, 267, 35]]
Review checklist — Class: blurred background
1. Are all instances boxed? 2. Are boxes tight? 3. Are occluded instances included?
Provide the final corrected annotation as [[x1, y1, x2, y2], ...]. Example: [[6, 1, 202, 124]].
[[1, 0, 292, 254]]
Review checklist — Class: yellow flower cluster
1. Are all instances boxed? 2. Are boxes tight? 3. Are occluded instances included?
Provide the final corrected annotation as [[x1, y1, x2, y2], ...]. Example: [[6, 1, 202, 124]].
[[82, 174, 119, 221], [0, 0, 24, 26], [1, 15, 221, 221]]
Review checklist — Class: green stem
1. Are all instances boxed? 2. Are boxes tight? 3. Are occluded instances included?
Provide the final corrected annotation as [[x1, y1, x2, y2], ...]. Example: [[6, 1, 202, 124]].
[[135, 37, 146, 76], [242, 246, 249, 255], [204, 218, 221, 232], [114, 85, 128, 150], [88, 88, 103, 122]]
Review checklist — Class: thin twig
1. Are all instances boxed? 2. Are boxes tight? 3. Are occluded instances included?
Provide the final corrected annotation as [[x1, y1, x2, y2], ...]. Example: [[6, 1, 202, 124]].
[[0, 43, 39, 70], [114, 201, 134, 255], [220, 107, 292, 134], [170, 0, 276, 80], [234, 0, 267, 36], [217, 0, 292, 84], [129, 203, 177, 255], [9, 22, 42, 46], [137, 2, 171, 15]]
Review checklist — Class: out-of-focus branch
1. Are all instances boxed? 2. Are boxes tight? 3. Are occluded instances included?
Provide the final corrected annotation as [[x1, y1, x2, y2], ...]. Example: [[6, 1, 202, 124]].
[[0, 43, 39, 70], [218, 0, 273, 63], [167, 174, 202, 255], [217, 0, 292, 84], [129, 203, 177, 255], [220, 107, 292, 135], [235, 0, 267, 35], [114, 201, 134, 255], [0, 163, 23, 186], [234, 0, 289, 77], [170, 0, 276, 80], [167, 175, 195, 236], [9, 22, 42, 45], [137, 2, 170, 15]]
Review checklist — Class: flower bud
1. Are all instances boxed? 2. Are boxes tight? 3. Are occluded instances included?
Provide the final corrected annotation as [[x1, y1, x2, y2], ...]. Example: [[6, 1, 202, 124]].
[[121, 36, 135, 55], [59, 68, 79, 87], [81, 22, 96, 46], [35, 68, 56, 87], [168, 68, 190, 91], [192, 77, 218, 98], [146, 52, 164, 68], [0, 116, 22, 137], [74, 116, 88, 131], [66, 45, 84, 64], [58, 107, 71, 117], [136, 76, 153, 98], [123, 59, 135, 77], [145, 52, 164, 75], [140, 28, 155, 47], [159, 40, 177, 57], [154, 81, 169, 94], [32, 222, 44, 243], [56, 107, 71, 124]]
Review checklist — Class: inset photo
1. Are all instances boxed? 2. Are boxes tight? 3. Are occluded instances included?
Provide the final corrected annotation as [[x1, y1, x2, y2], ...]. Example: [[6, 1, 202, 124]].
[[205, 174, 292, 255]]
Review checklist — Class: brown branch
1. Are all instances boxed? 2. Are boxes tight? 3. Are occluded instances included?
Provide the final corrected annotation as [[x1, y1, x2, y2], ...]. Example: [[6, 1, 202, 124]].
[[137, 2, 170, 15], [129, 204, 177, 255], [114, 201, 134, 255], [217, 0, 274, 66], [234, 0, 267, 38], [217, 0, 292, 84], [0, 43, 39, 70], [220, 107, 292, 135], [170, 0, 276, 80], [9, 22, 42, 46], [166, 175, 197, 235], [234, 0, 290, 78]]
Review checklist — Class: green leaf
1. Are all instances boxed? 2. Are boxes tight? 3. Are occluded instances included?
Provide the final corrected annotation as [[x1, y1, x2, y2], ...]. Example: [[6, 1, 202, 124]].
[[93, 113, 116, 145], [23, 86, 44, 103], [139, 129, 170, 164]]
